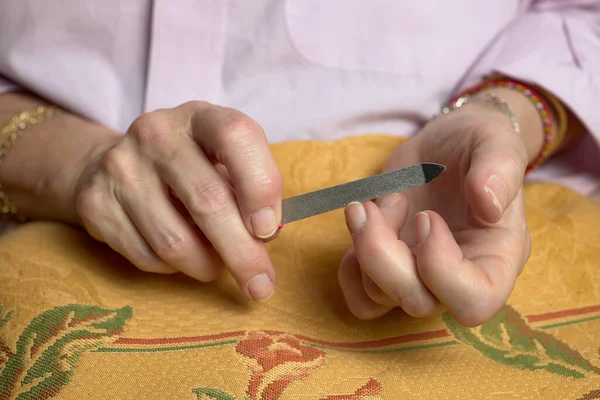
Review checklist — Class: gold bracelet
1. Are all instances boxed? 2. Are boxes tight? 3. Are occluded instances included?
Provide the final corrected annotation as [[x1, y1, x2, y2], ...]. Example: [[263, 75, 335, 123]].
[[0, 105, 59, 221]]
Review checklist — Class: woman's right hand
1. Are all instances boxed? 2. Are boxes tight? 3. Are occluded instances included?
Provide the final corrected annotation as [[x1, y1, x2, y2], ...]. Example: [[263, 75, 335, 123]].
[[73, 101, 283, 301]]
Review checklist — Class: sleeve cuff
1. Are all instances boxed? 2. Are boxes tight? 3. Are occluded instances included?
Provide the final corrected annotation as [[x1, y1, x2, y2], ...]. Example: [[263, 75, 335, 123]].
[[0, 74, 19, 94], [458, 12, 600, 140]]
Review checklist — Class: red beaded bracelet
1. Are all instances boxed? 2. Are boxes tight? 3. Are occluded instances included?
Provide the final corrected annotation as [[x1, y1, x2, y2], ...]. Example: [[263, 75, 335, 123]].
[[451, 79, 556, 175]]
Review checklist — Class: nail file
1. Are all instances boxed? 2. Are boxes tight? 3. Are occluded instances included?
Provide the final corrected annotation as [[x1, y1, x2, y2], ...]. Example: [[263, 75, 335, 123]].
[[281, 162, 446, 224]]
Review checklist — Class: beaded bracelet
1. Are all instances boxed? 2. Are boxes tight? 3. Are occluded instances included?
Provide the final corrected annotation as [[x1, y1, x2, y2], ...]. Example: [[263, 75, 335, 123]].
[[0, 105, 59, 221], [452, 79, 556, 174], [533, 84, 570, 155]]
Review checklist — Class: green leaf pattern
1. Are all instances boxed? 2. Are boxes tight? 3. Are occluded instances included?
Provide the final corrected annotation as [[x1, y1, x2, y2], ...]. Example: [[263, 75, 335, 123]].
[[1, 302, 599, 399], [0, 304, 132, 399], [192, 387, 237, 400], [443, 305, 600, 379], [0, 305, 15, 377]]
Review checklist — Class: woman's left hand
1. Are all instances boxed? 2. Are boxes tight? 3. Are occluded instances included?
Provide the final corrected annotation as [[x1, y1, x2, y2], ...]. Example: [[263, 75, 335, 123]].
[[338, 99, 533, 326]]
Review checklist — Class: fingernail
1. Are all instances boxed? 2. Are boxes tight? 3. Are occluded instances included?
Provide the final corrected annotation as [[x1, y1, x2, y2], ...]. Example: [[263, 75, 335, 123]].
[[415, 212, 430, 246], [247, 273, 274, 301], [262, 228, 281, 243], [379, 193, 400, 208], [251, 207, 278, 238], [345, 202, 367, 233], [484, 175, 507, 217]]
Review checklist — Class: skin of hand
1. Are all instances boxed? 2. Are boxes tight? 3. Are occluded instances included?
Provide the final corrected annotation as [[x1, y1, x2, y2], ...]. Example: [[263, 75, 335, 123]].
[[72, 101, 283, 301], [0, 86, 552, 316], [338, 95, 538, 327]]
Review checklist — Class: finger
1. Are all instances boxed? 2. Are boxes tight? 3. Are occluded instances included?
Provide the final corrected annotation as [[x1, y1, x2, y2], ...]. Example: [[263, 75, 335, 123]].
[[338, 249, 392, 319], [374, 193, 409, 233], [117, 171, 225, 283], [214, 163, 233, 187], [190, 105, 283, 239], [413, 211, 519, 326], [128, 108, 277, 300], [466, 124, 528, 223], [363, 193, 410, 306], [213, 162, 276, 241], [361, 271, 397, 307], [154, 134, 276, 301], [345, 201, 440, 317], [213, 164, 282, 242], [76, 188, 177, 275]]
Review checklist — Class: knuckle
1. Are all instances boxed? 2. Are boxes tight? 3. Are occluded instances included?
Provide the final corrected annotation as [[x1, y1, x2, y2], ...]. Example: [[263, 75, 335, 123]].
[[387, 284, 411, 308], [228, 244, 263, 274], [128, 112, 169, 146], [472, 121, 497, 142], [508, 129, 529, 157], [75, 184, 113, 242], [100, 147, 136, 184], [474, 123, 528, 171], [153, 232, 191, 265], [359, 233, 383, 253], [504, 147, 527, 173], [187, 179, 231, 217], [251, 170, 283, 202], [218, 114, 264, 148], [180, 100, 210, 113], [129, 113, 158, 139], [75, 186, 104, 220]]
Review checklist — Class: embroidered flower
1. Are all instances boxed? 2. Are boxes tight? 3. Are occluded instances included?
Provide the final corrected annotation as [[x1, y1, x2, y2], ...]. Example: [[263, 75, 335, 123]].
[[236, 331, 326, 400]]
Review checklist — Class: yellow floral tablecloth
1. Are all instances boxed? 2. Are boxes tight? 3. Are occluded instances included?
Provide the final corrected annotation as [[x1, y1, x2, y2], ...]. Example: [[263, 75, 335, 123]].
[[1, 135, 600, 399]]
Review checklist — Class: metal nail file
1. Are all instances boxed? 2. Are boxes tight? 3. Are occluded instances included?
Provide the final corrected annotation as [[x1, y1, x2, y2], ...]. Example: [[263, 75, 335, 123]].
[[281, 162, 446, 224]]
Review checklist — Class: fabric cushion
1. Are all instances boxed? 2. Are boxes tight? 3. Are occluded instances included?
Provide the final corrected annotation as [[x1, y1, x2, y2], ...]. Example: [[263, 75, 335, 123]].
[[1, 135, 599, 399]]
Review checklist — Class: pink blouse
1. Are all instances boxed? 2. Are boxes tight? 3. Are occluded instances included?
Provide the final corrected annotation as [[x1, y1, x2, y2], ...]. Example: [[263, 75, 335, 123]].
[[1, 1, 599, 195]]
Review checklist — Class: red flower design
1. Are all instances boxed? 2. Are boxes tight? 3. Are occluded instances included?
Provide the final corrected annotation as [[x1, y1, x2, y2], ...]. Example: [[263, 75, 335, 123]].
[[236, 331, 326, 400]]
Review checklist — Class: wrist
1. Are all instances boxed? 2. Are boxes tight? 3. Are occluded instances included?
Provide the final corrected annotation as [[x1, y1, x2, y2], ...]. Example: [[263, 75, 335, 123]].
[[62, 128, 121, 225], [0, 92, 122, 224], [447, 77, 562, 173], [470, 87, 549, 166]]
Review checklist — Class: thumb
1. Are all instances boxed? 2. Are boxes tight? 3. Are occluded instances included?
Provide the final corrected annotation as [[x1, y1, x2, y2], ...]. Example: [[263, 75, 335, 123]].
[[465, 126, 528, 223]]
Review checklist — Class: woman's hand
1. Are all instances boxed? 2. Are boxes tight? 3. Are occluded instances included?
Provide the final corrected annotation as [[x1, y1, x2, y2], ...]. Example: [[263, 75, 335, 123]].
[[74, 101, 282, 301], [338, 95, 537, 326]]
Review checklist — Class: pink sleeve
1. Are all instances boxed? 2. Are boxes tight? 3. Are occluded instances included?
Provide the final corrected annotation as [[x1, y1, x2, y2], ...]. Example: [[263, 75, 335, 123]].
[[461, 0, 600, 137], [0, 74, 19, 94], [459, 0, 600, 194]]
